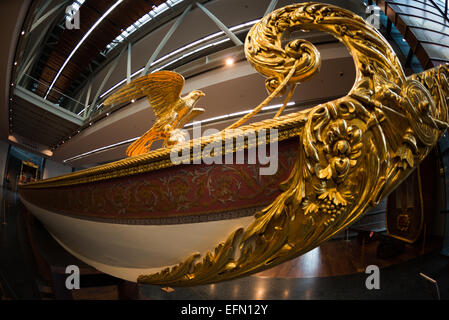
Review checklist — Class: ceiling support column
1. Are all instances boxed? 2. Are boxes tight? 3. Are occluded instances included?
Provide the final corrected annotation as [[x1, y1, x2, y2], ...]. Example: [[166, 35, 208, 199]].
[[70, 85, 87, 113], [83, 80, 92, 119], [17, 55, 37, 85], [264, 0, 278, 16], [33, 1, 52, 23], [445, 0, 448, 18], [196, 2, 242, 46], [30, 0, 69, 33], [87, 46, 127, 117], [141, 4, 192, 76], [127, 42, 132, 84], [17, 22, 53, 84]]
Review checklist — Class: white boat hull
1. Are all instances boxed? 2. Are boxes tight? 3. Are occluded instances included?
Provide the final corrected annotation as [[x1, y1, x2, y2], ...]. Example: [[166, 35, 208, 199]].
[[21, 197, 254, 282]]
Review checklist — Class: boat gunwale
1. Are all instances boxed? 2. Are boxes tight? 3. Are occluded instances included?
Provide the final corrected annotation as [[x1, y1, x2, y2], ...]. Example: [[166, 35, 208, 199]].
[[19, 108, 310, 189]]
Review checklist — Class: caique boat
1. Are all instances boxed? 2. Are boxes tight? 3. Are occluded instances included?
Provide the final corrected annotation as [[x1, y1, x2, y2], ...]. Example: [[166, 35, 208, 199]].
[[19, 2, 449, 286]]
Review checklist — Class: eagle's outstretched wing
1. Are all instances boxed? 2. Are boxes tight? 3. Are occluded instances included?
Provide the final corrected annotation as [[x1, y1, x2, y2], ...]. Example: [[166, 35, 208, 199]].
[[103, 71, 185, 118]]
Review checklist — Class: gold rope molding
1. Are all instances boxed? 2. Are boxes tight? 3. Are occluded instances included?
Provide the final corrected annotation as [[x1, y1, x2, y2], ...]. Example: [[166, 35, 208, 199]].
[[137, 2, 449, 286]]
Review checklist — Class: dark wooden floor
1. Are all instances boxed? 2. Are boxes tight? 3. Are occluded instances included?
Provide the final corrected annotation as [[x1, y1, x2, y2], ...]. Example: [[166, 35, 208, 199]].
[[255, 235, 441, 279]]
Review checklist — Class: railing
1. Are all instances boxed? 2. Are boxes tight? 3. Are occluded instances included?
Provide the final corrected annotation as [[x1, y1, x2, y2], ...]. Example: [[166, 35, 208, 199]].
[[17, 20, 256, 125], [17, 73, 85, 117]]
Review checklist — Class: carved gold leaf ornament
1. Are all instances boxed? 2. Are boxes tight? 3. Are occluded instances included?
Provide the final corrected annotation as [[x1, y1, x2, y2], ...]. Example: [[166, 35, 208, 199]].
[[137, 2, 449, 286]]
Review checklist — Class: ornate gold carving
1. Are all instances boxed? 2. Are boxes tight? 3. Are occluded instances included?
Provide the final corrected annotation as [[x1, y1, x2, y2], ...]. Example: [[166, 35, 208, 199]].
[[137, 2, 449, 286], [103, 71, 205, 157]]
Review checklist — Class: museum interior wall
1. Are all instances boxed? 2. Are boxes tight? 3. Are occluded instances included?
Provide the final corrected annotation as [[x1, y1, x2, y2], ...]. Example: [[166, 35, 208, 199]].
[[42, 159, 72, 180]]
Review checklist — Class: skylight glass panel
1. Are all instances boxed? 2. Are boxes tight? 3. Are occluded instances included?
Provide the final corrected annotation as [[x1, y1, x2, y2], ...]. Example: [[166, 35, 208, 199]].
[[139, 14, 151, 24], [126, 25, 136, 33], [167, 0, 183, 6], [72, 0, 85, 11], [153, 3, 169, 15], [103, 0, 185, 54]]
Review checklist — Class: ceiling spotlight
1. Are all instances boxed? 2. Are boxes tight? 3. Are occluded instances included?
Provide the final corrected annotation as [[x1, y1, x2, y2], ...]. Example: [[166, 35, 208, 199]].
[[131, 99, 135, 103], [89, 122, 92, 126], [225, 58, 234, 66], [14, 61, 17, 66], [21, 30, 25, 35], [77, 130, 80, 133], [106, 112, 110, 116]]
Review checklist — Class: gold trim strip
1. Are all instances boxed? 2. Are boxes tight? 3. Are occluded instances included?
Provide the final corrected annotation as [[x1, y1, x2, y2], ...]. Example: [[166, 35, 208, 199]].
[[20, 113, 306, 189]]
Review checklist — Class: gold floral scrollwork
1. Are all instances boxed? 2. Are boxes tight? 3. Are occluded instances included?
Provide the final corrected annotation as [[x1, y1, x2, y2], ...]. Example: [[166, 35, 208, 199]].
[[17, 2, 449, 286], [137, 2, 449, 286], [402, 80, 439, 147], [319, 119, 363, 183]]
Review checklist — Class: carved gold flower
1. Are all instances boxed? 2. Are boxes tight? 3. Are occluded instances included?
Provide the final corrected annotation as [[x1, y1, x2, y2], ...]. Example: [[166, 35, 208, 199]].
[[319, 119, 362, 183]]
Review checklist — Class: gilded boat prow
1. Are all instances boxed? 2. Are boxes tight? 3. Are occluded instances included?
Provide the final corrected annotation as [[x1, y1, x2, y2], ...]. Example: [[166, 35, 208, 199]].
[[19, 2, 449, 286]]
